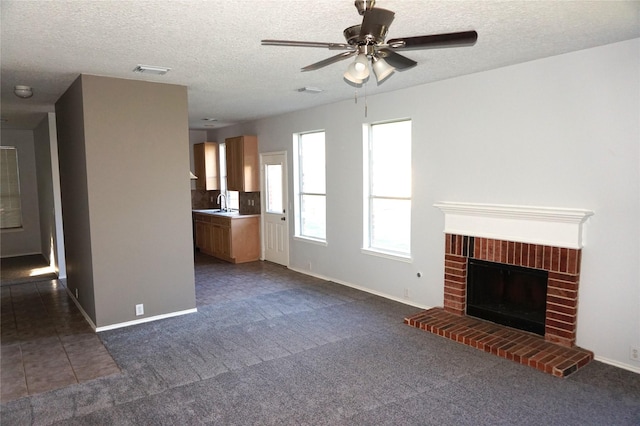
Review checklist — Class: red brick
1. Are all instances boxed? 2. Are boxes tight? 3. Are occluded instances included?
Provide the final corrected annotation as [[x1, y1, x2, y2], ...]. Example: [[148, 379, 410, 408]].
[[548, 271, 579, 283], [514, 243, 523, 266], [545, 326, 576, 340], [547, 286, 577, 300], [500, 241, 509, 264], [548, 280, 579, 293], [547, 311, 576, 324], [551, 247, 561, 272], [445, 253, 466, 263], [546, 302, 577, 316], [534, 245, 544, 269], [527, 244, 537, 268], [559, 248, 569, 273], [543, 246, 552, 270]]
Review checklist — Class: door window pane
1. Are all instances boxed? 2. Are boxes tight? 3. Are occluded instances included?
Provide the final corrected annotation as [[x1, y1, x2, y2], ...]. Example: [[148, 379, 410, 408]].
[[266, 164, 283, 214]]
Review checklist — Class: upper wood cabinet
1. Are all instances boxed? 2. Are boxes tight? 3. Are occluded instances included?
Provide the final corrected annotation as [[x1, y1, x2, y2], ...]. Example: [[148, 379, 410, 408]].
[[225, 136, 258, 192], [193, 142, 219, 190]]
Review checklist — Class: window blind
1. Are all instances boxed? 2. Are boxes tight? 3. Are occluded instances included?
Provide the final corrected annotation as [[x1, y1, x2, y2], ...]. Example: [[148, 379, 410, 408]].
[[0, 146, 22, 229]]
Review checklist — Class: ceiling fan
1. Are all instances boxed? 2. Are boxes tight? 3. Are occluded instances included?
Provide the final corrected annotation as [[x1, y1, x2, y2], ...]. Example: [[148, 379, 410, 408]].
[[261, 0, 478, 85]]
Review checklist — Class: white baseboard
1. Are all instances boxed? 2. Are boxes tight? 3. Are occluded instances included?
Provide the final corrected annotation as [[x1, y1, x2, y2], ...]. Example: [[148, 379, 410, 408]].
[[287, 266, 431, 310], [594, 355, 640, 375], [62, 282, 197, 333], [95, 308, 198, 332], [63, 283, 98, 330]]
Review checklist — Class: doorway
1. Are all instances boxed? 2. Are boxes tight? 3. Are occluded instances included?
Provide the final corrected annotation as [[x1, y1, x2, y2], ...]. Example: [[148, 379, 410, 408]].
[[260, 152, 289, 266]]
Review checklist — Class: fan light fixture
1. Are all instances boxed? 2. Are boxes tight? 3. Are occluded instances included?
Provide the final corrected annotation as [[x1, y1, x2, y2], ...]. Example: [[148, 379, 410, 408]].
[[372, 57, 395, 82], [14, 85, 33, 98], [344, 53, 395, 85]]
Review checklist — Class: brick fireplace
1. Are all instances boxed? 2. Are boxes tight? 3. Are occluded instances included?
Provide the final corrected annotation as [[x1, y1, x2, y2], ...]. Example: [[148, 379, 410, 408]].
[[444, 234, 581, 347], [405, 202, 595, 377]]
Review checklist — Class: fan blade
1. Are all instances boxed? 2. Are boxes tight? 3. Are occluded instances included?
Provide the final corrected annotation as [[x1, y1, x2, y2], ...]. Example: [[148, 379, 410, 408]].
[[377, 49, 417, 70], [301, 51, 356, 72], [261, 40, 351, 50], [387, 30, 478, 50], [360, 8, 395, 43]]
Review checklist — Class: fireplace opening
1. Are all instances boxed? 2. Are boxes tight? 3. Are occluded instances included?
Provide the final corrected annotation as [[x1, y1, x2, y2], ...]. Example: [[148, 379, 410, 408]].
[[467, 259, 548, 336]]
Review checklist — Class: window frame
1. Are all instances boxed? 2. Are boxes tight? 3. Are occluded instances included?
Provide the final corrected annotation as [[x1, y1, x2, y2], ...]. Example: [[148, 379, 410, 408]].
[[362, 119, 412, 261], [293, 130, 327, 244], [217, 142, 239, 211], [0, 146, 23, 230]]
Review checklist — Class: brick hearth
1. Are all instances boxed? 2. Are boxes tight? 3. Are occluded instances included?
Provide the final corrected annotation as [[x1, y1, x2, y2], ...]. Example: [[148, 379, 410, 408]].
[[405, 308, 593, 377]]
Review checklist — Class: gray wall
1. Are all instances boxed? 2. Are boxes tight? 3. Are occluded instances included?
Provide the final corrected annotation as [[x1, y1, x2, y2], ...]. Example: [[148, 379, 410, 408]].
[[209, 39, 640, 371], [0, 129, 42, 257], [56, 76, 96, 321], [56, 74, 196, 328]]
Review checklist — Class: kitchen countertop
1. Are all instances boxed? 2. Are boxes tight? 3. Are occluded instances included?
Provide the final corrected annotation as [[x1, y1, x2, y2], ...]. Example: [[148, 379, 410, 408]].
[[192, 209, 260, 218]]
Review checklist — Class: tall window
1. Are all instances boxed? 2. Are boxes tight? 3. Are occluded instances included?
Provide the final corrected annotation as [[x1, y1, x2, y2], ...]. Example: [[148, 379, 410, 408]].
[[364, 120, 411, 256], [218, 143, 239, 210], [0, 146, 22, 229], [294, 131, 326, 241]]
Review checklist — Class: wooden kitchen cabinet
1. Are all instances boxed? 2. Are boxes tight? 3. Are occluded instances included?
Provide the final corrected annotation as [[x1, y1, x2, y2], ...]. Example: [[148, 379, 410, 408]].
[[193, 142, 220, 190], [225, 136, 258, 192], [194, 213, 260, 263]]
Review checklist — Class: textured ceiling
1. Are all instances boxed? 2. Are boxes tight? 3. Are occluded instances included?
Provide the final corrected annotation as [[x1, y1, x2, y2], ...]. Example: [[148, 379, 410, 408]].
[[1, 0, 638, 131]]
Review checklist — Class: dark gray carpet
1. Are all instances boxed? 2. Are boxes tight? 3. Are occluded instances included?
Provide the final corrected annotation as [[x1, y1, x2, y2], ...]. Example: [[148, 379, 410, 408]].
[[1, 256, 639, 425]]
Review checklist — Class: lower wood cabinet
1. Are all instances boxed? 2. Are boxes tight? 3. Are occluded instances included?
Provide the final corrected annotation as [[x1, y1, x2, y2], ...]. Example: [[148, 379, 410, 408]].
[[194, 213, 259, 263]]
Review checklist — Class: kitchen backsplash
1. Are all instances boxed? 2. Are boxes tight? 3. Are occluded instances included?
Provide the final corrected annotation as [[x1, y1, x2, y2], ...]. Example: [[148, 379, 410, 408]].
[[191, 190, 261, 215], [191, 189, 217, 209], [239, 192, 261, 215]]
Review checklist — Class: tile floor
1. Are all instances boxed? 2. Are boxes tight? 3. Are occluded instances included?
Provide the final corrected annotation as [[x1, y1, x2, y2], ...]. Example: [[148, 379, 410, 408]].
[[0, 255, 57, 286], [0, 280, 120, 402]]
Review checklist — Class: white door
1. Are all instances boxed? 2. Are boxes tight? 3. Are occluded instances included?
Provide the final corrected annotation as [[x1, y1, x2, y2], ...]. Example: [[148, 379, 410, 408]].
[[261, 152, 289, 266]]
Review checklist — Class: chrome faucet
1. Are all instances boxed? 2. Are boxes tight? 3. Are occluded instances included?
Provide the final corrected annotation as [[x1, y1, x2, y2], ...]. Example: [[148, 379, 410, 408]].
[[216, 193, 227, 211]]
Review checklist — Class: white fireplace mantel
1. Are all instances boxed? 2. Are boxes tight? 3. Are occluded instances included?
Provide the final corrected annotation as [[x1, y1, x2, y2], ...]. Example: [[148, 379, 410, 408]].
[[434, 202, 594, 249]]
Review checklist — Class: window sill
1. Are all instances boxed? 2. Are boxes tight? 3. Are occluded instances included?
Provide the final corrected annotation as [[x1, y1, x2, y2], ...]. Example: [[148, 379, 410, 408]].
[[293, 236, 328, 247], [361, 248, 412, 263]]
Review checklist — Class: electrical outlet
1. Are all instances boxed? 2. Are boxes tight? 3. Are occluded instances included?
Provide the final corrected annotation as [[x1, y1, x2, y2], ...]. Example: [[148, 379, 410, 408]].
[[403, 288, 410, 299], [631, 346, 639, 361], [135, 304, 144, 316]]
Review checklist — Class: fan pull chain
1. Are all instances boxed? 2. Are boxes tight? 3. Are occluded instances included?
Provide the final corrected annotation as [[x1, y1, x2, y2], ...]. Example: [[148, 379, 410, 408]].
[[364, 81, 368, 117]]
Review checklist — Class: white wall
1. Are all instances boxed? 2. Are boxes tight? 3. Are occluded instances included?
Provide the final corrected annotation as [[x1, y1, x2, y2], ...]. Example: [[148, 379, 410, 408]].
[[0, 129, 42, 257], [210, 39, 639, 372], [32, 113, 66, 278]]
